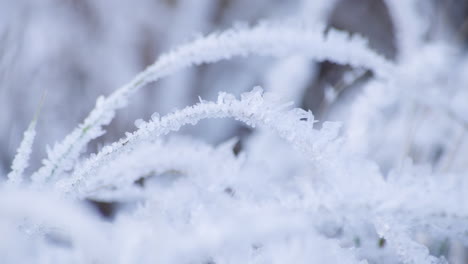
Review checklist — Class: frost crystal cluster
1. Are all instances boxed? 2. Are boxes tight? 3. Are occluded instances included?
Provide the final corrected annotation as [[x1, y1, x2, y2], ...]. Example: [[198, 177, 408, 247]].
[[1, 0, 468, 263]]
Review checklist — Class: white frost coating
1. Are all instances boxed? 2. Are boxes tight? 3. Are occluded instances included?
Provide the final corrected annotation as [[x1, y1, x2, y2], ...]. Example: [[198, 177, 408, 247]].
[[57, 87, 341, 194], [0, 188, 110, 263], [7, 121, 36, 185], [77, 136, 243, 200], [383, 0, 427, 58], [2, 2, 468, 263], [32, 21, 393, 186], [374, 216, 448, 264]]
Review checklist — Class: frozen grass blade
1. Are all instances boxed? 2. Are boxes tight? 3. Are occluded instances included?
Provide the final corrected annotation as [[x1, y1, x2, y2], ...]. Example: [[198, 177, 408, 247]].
[[31, 22, 393, 186], [57, 87, 340, 194], [7, 91, 47, 185]]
